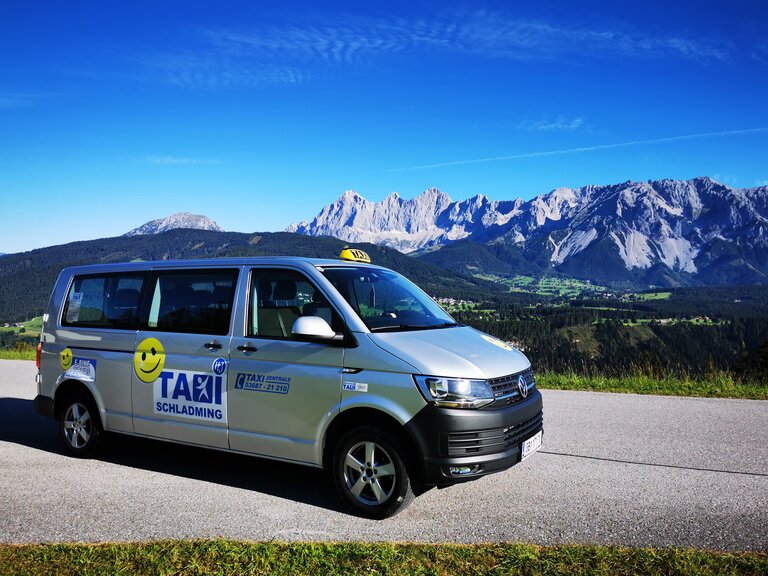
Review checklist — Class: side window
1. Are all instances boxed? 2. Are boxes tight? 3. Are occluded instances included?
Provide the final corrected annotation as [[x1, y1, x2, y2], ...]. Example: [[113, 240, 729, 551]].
[[62, 273, 146, 329], [249, 269, 341, 338], [145, 269, 238, 335]]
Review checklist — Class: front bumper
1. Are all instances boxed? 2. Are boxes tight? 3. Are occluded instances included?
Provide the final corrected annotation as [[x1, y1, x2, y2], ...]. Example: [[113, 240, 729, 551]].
[[405, 388, 543, 486]]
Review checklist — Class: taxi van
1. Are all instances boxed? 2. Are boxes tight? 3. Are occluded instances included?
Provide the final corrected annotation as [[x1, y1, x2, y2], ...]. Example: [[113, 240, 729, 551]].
[[34, 249, 543, 518]]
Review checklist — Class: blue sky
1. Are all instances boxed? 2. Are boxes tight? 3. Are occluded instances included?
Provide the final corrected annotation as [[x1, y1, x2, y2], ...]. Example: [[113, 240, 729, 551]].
[[2, 0, 767, 253]]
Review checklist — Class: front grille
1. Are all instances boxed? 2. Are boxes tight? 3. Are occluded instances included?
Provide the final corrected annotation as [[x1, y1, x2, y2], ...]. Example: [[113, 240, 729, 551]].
[[487, 368, 536, 408], [447, 410, 543, 457]]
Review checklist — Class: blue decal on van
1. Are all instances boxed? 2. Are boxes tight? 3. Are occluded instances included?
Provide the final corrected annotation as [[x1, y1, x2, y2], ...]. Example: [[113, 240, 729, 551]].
[[212, 357, 227, 375], [234, 372, 290, 394], [154, 370, 227, 422], [65, 358, 97, 382]]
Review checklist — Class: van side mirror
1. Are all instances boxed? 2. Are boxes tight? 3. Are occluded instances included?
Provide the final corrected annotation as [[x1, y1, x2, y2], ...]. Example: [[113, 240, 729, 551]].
[[292, 316, 337, 342]]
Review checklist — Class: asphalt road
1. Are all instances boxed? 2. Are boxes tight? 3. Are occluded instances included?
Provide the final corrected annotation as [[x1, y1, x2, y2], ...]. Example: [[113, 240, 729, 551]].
[[1, 359, 766, 551]]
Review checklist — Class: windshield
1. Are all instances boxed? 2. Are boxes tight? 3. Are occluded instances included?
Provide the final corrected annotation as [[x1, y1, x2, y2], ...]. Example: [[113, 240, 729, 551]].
[[320, 266, 458, 332]]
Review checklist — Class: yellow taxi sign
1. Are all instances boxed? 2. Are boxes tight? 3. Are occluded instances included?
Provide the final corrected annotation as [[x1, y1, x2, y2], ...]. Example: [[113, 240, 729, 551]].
[[339, 247, 371, 263]]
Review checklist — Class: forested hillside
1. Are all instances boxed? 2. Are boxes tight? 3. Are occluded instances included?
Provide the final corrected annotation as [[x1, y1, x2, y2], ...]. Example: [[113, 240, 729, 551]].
[[448, 286, 768, 383], [0, 229, 498, 322]]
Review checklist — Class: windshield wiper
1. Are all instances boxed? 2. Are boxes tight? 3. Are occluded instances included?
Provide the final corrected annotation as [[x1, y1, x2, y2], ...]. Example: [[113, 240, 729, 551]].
[[369, 322, 462, 333], [428, 322, 463, 329]]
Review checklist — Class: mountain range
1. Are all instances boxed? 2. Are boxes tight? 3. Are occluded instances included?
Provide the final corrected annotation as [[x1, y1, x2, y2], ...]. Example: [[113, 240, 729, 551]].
[[288, 177, 768, 287], [3, 176, 767, 322]]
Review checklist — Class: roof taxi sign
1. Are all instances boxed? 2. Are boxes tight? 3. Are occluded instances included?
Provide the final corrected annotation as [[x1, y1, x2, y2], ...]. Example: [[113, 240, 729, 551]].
[[339, 247, 371, 263]]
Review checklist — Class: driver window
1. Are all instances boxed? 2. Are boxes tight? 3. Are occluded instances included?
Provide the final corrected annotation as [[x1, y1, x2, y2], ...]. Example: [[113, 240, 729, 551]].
[[248, 269, 341, 338]]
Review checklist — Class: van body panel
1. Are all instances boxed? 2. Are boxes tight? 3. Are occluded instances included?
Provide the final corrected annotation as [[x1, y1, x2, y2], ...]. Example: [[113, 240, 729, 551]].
[[343, 334, 420, 374], [53, 344, 136, 433], [228, 337, 343, 464], [369, 326, 530, 379], [46, 327, 138, 434], [338, 336, 427, 424], [337, 371, 427, 425], [132, 330, 231, 449]]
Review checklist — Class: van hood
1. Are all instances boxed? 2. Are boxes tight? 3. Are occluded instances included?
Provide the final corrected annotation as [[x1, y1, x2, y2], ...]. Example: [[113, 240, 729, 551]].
[[367, 326, 530, 380]]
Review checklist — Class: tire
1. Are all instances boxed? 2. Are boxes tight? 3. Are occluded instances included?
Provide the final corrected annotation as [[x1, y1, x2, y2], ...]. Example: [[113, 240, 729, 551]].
[[332, 426, 415, 519], [58, 391, 103, 458]]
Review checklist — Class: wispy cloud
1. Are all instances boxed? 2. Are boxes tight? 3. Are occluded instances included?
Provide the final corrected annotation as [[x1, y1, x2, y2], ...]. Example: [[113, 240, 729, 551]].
[[142, 156, 221, 166], [713, 173, 739, 187], [751, 43, 768, 65], [518, 115, 585, 131], [146, 51, 311, 89], [756, 179, 768, 187], [386, 128, 768, 172], [444, 12, 730, 63], [145, 11, 730, 88], [0, 92, 48, 109]]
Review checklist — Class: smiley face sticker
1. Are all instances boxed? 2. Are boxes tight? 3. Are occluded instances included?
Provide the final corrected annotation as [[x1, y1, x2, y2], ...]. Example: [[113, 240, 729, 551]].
[[134, 338, 166, 383], [59, 348, 73, 371], [481, 334, 515, 351]]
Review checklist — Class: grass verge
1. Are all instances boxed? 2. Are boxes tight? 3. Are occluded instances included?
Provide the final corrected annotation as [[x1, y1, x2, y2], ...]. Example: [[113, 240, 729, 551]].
[[0, 348, 35, 361], [1, 540, 766, 576], [539, 372, 768, 400], [0, 352, 764, 399]]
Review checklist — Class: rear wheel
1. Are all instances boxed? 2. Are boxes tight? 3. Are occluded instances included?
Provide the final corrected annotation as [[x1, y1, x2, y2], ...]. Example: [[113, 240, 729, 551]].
[[332, 426, 414, 519], [59, 392, 103, 458]]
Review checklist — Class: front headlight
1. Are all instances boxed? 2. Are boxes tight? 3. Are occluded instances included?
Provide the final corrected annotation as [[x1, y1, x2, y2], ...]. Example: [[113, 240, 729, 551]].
[[413, 375, 494, 409]]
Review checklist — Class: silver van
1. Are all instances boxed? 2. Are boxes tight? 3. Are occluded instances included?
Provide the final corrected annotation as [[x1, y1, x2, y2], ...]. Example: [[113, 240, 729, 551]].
[[34, 251, 543, 518]]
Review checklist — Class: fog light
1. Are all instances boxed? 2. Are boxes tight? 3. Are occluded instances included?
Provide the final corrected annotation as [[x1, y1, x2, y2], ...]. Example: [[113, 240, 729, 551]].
[[448, 465, 480, 476]]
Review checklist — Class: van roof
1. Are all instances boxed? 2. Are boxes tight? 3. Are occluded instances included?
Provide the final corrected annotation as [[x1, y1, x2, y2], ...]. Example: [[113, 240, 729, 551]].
[[59, 256, 386, 274]]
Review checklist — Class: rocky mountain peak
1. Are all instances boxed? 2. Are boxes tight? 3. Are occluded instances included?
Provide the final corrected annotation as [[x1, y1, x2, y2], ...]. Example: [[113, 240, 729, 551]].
[[286, 177, 768, 286], [124, 212, 224, 236], [287, 187, 487, 252]]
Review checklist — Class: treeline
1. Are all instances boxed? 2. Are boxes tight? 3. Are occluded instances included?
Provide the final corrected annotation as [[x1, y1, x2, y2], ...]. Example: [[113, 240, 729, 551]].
[[634, 286, 768, 317], [454, 306, 768, 382], [572, 285, 768, 318]]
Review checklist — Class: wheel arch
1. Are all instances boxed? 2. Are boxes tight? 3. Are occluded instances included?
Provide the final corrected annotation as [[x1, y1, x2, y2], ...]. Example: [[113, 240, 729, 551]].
[[322, 407, 422, 481], [53, 379, 102, 426]]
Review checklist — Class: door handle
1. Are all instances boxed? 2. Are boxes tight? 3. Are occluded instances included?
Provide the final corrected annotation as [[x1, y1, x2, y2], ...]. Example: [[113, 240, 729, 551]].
[[204, 342, 223, 350], [237, 344, 258, 353]]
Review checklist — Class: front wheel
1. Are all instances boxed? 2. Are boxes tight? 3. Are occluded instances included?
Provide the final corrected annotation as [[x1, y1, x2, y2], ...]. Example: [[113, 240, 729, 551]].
[[332, 426, 414, 519], [59, 392, 103, 458]]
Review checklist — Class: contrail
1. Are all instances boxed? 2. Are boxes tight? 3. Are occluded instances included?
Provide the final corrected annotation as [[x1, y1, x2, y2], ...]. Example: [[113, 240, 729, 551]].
[[385, 128, 768, 172]]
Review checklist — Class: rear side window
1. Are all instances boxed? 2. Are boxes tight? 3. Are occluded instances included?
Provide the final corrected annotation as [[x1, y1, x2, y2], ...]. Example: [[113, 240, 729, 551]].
[[145, 269, 238, 335], [62, 273, 146, 329]]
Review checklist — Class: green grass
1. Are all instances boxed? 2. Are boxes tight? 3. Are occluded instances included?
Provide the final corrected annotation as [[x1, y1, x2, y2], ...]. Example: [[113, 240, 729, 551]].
[[0, 316, 42, 339], [23, 316, 43, 332], [539, 372, 768, 399], [0, 540, 765, 576], [476, 274, 610, 297], [630, 291, 673, 301], [0, 348, 35, 361]]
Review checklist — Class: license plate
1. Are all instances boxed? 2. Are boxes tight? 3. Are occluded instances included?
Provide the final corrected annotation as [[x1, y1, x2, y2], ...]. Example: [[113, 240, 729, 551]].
[[521, 430, 542, 460]]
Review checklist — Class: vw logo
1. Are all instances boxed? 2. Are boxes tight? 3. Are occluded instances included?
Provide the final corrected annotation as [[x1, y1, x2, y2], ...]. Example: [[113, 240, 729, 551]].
[[517, 374, 528, 398]]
